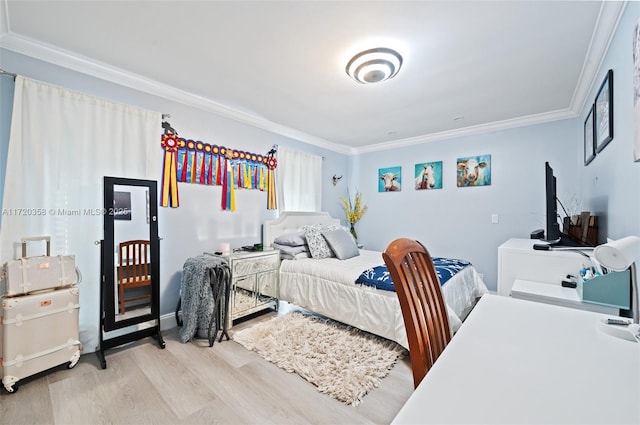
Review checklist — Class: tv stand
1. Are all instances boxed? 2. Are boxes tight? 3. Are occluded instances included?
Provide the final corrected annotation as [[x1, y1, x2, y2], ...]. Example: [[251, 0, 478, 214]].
[[498, 238, 594, 296]]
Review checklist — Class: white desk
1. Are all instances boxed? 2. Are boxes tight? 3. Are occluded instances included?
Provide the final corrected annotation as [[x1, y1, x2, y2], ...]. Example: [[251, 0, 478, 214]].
[[511, 279, 621, 316], [392, 294, 640, 425]]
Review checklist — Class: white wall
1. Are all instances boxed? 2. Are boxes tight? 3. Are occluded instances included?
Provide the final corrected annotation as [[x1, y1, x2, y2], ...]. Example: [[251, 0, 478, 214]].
[[578, 2, 640, 240]]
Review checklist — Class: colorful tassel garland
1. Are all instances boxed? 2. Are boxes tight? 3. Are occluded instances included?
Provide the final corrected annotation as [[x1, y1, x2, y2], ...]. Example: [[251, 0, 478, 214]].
[[160, 135, 276, 211]]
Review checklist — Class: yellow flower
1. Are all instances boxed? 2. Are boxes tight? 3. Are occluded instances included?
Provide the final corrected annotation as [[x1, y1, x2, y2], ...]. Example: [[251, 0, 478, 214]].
[[340, 191, 368, 225]]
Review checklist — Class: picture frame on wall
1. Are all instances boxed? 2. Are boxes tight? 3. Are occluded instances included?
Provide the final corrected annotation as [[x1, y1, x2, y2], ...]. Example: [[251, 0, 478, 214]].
[[595, 69, 614, 153], [415, 161, 443, 190], [378, 166, 401, 192], [584, 104, 596, 166], [456, 155, 491, 187]]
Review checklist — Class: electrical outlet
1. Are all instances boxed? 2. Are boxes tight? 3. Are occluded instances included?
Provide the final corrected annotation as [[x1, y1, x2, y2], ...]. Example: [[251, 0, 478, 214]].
[[491, 214, 499, 224]]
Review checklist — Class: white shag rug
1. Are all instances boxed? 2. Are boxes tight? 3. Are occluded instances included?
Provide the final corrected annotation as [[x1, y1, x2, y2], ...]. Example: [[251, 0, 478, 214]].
[[233, 311, 407, 406]]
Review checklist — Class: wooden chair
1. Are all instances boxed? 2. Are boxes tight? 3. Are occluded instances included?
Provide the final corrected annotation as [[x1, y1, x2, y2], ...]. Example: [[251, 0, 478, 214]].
[[382, 238, 451, 388], [118, 240, 152, 315]]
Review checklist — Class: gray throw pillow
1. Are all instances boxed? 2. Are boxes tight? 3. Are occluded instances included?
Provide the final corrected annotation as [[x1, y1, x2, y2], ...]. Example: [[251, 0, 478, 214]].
[[303, 223, 341, 259], [322, 228, 360, 260], [273, 242, 310, 258], [274, 231, 307, 247]]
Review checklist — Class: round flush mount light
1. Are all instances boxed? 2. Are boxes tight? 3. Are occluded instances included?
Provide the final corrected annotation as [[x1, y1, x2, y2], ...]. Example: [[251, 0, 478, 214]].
[[345, 47, 403, 84]]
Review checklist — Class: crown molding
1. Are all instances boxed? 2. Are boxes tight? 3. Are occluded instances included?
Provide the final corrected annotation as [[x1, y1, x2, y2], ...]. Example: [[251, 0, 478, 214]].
[[353, 108, 576, 154], [570, 1, 627, 115]]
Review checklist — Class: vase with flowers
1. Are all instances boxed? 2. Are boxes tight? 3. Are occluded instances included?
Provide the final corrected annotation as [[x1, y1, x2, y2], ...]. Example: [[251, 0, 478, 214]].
[[340, 190, 368, 242]]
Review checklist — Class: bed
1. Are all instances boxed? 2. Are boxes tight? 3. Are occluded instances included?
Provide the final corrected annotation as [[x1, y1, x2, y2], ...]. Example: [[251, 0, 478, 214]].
[[263, 211, 489, 349]]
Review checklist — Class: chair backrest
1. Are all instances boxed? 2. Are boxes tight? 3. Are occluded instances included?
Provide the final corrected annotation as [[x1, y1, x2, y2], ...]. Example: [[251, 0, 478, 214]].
[[382, 238, 451, 388], [118, 240, 151, 283]]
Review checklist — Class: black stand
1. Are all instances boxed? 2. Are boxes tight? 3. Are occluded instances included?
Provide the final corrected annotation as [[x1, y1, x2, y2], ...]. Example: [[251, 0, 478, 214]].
[[96, 236, 165, 370], [549, 233, 594, 248], [208, 267, 231, 347], [97, 327, 165, 370], [97, 177, 166, 369], [535, 232, 595, 251]]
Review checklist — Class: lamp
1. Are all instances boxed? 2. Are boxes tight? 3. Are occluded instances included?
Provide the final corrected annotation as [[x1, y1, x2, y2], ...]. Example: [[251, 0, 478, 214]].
[[345, 48, 403, 84], [593, 236, 640, 324]]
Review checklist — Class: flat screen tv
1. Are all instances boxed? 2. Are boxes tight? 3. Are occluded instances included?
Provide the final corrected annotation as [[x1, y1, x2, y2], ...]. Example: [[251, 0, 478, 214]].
[[543, 162, 585, 247], [544, 161, 561, 243]]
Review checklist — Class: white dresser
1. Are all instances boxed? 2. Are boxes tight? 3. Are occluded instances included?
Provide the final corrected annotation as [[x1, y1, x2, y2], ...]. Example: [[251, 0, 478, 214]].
[[499, 239, 628, 316], [497, 238, 592, 296]]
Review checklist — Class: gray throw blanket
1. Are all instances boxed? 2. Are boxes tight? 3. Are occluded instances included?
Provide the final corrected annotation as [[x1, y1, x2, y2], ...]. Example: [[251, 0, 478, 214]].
[[178, 255, 230, 343]]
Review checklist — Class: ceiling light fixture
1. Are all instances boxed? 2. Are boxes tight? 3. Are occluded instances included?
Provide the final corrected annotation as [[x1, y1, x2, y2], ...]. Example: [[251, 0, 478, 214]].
[[346, 47, 403, 84]]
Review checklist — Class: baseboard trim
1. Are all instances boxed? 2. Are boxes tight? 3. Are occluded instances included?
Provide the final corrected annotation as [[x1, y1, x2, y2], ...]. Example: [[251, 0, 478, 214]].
[[160, 311, 178, 331]]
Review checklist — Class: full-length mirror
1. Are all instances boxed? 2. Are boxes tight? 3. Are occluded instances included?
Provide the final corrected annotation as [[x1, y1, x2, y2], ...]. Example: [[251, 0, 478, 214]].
[[99, 176, 163, 368], [112, 185, 152, 322]]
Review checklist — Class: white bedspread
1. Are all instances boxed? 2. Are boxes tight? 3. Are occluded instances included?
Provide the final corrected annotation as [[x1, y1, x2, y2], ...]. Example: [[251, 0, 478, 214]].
[[278, 250, 488, 349]]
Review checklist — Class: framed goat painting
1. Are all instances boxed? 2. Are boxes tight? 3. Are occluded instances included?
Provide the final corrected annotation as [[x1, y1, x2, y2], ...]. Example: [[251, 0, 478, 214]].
[[379, 166, 401, 192], [456, 155, 491, 187], [415, 161, 443, 190]]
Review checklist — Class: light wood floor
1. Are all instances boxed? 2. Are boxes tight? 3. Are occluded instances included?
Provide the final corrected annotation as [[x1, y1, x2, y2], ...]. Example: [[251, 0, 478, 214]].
[[0, 305, 414, 425]]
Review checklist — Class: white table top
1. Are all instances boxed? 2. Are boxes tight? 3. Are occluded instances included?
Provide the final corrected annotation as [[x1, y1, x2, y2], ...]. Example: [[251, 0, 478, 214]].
[[391, 294, 640, 424], [511, 279, 620, 316]]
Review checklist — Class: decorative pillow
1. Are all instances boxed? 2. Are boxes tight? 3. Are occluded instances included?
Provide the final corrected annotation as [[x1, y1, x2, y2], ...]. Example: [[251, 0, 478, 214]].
[[273, 242, 310, 259], [322, 228, 360, 260], [274, 231, 307, 247], [302, 223, 341, 259]]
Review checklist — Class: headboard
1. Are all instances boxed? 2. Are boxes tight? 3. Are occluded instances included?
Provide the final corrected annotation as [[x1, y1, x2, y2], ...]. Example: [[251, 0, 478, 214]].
[[263, 211, 340, 248]]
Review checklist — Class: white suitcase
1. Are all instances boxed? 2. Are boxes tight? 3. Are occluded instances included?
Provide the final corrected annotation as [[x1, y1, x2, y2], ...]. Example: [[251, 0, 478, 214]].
[[0, 286, 81, 392], [1, 236, 78, 296]]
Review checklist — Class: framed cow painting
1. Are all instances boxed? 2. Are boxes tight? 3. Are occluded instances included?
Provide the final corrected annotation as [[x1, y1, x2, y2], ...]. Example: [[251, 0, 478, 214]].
[[415, 161, 443, 190], [378, 166, 401, 192], [456, 155, 491, 187]]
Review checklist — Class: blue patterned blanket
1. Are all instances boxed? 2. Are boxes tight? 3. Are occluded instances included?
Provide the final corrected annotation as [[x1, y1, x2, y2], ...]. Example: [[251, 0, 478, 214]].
[[355, 257, 471, 292]]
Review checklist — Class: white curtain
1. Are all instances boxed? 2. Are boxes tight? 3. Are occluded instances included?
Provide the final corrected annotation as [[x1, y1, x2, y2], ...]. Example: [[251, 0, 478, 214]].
[[0, 76, 161, 351], [277, 146, 322, 212]]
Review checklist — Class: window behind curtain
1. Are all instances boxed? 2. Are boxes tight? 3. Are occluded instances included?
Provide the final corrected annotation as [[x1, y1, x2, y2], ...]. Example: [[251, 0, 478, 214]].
[[277, 146, 322, 212]]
